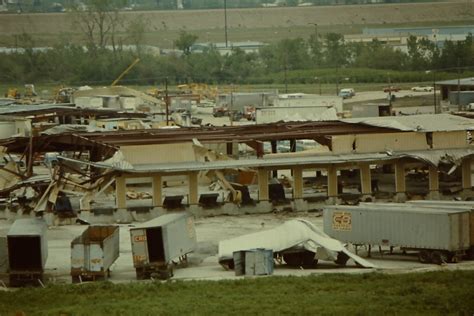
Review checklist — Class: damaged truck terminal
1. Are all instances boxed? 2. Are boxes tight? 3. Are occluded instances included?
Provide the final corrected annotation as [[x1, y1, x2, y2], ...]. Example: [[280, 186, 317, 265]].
[[0, 82, 474, 288]]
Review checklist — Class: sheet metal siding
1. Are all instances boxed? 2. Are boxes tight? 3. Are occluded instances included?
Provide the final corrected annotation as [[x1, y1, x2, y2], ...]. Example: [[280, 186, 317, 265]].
[[102, 228, 120, 271], [71, 226, 120, 273], [130, 213, 197, 265], [130, 228, 149, 267], [7, 219, 48, 269], [0, 237, 8, 273], [323, 208, 469, 251], [162, 215, 197, 262]]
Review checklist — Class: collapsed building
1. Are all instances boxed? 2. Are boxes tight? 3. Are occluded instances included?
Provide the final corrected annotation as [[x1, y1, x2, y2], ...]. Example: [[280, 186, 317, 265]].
[[0, 113, 472, 223]]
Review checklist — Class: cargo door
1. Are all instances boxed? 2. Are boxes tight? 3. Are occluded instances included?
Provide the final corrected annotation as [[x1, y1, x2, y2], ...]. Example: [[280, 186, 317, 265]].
[[71, 244, 85, 270], [8, 236, 42, 271], [146, 227, 165, 263], [130, 228, 149, 267], [89, 244, 104, 272]]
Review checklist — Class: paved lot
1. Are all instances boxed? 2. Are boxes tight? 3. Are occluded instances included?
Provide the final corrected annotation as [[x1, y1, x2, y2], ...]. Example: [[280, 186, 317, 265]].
[[1, 212, 473, 285]]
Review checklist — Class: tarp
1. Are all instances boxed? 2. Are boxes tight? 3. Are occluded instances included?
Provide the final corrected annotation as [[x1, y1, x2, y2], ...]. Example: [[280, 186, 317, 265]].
[[218, 219, 376, 268]]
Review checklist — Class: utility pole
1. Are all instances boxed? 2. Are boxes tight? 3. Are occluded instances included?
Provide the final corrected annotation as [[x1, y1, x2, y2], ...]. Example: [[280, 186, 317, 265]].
[[457, 58, 461, 111], [165, 78, 169, 126], [388, 75, 392, 108], [433, 71, 437, 114], [224, 0, 228, 48]]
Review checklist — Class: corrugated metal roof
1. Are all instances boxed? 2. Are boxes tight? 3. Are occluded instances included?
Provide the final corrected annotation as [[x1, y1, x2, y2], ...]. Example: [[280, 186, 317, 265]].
[[58, 148, 474, 174], [7, 218, 47, 236], [343, 114, 474, 132]]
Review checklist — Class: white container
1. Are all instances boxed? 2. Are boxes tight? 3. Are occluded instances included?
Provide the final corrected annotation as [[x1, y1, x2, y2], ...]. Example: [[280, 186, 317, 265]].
[[130, 212, 196, 279], [71, 225, 120, 281], [324, 205, 470, 252]]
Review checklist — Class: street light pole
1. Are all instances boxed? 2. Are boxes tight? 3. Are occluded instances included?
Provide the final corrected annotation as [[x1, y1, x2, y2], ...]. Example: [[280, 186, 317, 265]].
[[433, 71, 437, 114]]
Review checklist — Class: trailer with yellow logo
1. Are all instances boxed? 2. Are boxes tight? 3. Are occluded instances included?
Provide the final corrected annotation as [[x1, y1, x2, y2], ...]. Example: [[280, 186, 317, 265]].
[[323, 204, 471, 265], [130, 212, 197, 280]]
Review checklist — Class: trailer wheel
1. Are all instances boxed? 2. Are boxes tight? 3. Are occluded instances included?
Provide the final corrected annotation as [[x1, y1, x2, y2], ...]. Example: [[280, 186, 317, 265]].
[[335, 252, 350, 266], [431, 251, 447, 265], [418, 250, 431, 263], [301, 251, 317, 268]]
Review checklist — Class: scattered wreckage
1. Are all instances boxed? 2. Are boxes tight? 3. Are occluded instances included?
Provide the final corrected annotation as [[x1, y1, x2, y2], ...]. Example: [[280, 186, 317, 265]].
[[218, 219, 376, 270]]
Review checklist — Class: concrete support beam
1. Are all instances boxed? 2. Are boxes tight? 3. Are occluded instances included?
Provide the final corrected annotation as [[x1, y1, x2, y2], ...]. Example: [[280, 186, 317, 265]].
[[462, 159, 472, 189], [258, 168, 269, 201], [152, 175, 162, 207], [292, 167, 303, 199], [327, 165, 338, 197], [188, 172, 199, 205], [359, 164, 372, 195], [115, 176, 127, 209], [428, 165, 440, 199], [394, 162, 406, 202]]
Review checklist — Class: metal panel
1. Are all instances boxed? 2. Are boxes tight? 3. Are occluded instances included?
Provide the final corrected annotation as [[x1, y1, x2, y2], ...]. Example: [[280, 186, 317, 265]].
[[130, 213, 197, 267], [0, 236, 8, 273], [71, 225, 120, 274], [355, 132, 429, 153], [244, 249, 274, 276], [121, 143, 196, 165], [323, 205, 470, 251], [432, 131, 467, 149], [130, 228, 149, 268]]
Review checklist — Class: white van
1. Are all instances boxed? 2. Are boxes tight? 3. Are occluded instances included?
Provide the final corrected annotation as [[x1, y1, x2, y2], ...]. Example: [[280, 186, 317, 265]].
[[339, 88, 355, 99]]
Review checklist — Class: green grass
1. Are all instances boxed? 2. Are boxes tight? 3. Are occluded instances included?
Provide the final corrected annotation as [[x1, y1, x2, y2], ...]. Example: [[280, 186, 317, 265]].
[[1, 271, 473, 315]]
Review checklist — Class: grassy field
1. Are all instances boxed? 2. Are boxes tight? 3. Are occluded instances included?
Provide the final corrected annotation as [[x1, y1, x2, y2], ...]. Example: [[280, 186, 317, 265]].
[[0, 271, 473, 315], [1, 2, 473, 48]]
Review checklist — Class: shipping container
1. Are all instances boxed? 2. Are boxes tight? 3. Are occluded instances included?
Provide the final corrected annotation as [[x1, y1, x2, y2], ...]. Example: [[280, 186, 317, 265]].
[[7, 218, 48, 286], [323, 205, 471, 264], [70, 225, 120, 282], [130, 212, 197, 280]]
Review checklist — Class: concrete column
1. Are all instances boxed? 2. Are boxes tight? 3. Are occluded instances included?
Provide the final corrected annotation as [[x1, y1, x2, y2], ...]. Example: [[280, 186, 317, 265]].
[[394, 162, 406, 202], [359, 164, 372, 195], [152, 175, 162, 207], [327, 165, 338, 197], [258, 168, 269, 201], [115, 176, 127, 209], [188, 172, 199, 205], [292, 167, 303, 199], [428, 165, 440, 199], [271, 141, 278, 178]]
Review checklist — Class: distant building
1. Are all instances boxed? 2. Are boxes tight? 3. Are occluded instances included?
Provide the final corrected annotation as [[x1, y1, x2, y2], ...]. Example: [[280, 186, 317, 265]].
[[345, 25, 474, 53], [191, 41, 266, 55]]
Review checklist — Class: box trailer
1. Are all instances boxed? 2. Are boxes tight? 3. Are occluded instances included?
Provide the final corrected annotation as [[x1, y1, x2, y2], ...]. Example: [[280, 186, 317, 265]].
[[323, 205, 471, 264], [7, 218, 48, 286], [70, 225, 120, 282], [130, 212, 197, 280]]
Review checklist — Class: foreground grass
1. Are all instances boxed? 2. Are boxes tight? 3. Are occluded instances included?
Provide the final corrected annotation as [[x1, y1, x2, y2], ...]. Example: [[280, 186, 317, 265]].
[[0, 271, 473, 315]]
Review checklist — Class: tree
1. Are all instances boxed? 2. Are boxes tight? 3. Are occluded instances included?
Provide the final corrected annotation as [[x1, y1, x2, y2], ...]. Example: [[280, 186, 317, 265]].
[[126, 15, 149, 57], [174, 31, 198, 56], [70, 0, 126, 54], [324, 32, 347, 67]]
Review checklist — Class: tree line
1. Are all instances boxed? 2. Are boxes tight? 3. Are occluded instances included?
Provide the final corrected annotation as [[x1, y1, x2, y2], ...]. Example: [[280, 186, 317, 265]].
[[0, 30, 473, 87]]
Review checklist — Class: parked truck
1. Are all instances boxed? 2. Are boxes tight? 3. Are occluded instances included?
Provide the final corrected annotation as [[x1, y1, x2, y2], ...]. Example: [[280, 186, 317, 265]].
[[324, 204, 472, 264], [130, 212, 197, 280], [70, 225, 120, 283], [7, 218, 48, 286]]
